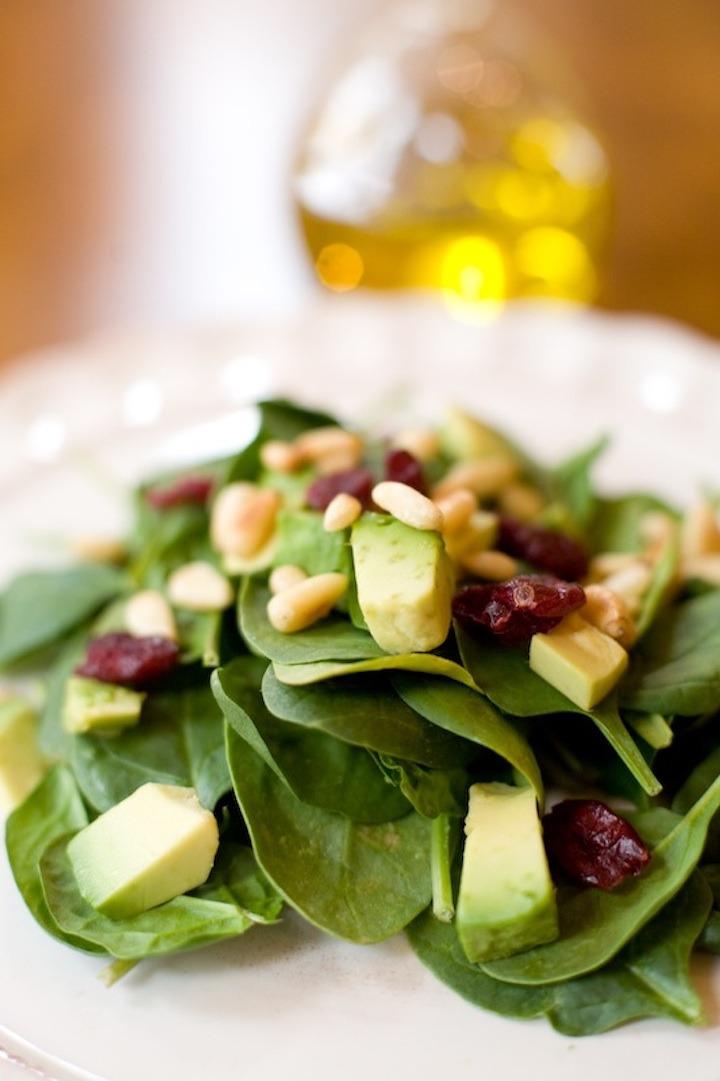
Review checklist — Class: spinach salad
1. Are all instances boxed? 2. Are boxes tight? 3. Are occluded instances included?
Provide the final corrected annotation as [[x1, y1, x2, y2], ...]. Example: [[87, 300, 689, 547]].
[[4, 397, 720, 1038]]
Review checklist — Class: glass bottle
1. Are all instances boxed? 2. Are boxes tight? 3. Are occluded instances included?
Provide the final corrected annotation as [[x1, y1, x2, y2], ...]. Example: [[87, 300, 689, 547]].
[[293, 0, 610, 313]]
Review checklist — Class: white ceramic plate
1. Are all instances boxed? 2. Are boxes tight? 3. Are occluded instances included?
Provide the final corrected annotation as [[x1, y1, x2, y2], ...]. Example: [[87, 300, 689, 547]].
[[2, 297, 720, 1081]]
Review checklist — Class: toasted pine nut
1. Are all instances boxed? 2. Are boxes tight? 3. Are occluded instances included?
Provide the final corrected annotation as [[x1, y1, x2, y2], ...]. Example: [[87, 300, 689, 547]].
[[641, 511, 678, 561], [296, 427, 363, 466], [323, 493, 362, 532], [260, 440, 305, 473], [390, 428, 439, 462], [458, 549, 517, 581], [210, 483, 281, 558], [680, 503, 720, 560], [499, 482, 545, 523], [167, 561, 233, 611], [444, 510, 499, 560], [125, 590, 178, 641], [601, 561, 652, 615], [586, 552, 639, 583], [582, 584, 637, 649], [314, 449, 364, 475], [69, 536, 127, 564], [266, 572, 348, 633], [269, 564, 308, 594], [432, 456, 518, 501], [682, 553, 720, 586], [435, 488, 478, 536], [372, 481, 443, 532]]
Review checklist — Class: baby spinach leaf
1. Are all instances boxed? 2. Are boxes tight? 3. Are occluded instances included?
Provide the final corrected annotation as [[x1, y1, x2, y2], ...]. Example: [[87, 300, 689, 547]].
[[192, 842, 284, 924], [71, 681, 231, 813], [5, 765, 103, 953], [456, 624, 660, 795], [621, 590, 720, 716], [261, 666, 474, 768], [483, 773, 720, 985], [40, 836, 259, 959], [272, 653, 478, 689], [224, 399, 339, 484], [0, 564, 127, 669], [551, 433, 608, 530], [635, 532, 680, 638], [213, 658, 410, 822], [239, 578, 385, 663], [589, 493, 678, 554], [391, 674, 544, 804], [225, 723, 432, 943]]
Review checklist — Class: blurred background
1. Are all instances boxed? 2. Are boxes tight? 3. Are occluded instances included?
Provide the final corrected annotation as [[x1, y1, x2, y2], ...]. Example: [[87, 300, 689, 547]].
[[2, 0, 720, 367]]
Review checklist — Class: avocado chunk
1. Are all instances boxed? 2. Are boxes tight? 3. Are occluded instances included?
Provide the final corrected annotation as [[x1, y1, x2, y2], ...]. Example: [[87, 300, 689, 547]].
[[67, 782, 219, 918], [529, 612, 629, 711], [62, 675, 146, 736], [439, 406, 518, 462], [0, 697, 47, 812], [456, 782, 558, 964], [350, 513, 454, 654]]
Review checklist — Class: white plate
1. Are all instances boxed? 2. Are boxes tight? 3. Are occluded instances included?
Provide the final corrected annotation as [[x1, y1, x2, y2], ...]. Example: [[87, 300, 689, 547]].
[[2, 297, 720, 1081]]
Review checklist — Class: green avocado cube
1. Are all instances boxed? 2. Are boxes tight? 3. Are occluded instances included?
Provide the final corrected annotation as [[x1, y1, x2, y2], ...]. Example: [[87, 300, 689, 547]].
[[456, 782, 558, 964], [350, 514, 454, 654], [529, 613, 629, 711], [0, 697, 47, 812], [62, 675, 146, 736], [67, 782, 219, 918]]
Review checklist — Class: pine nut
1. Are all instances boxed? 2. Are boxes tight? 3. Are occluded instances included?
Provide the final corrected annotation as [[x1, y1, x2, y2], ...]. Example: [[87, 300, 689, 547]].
[[458, 549, 517, 581], [390, 428, 439, 462], [314, 449, 364, 475], [586, 552, 638, 583], [166, 561, 233, 611], [296, 427, 363, 466], [125, 590, 178, 641], [444, 510, 498, 560], [269, 564, 308, 594], [601, 561, 652, 615], [582, 584, 637, 649], [432, 456, 518, 501], [499, 482, 545, 522], [260, 440, 305, 473], [69, 536, 127, 564], [682, 553, 720, 586], [680, 503, 720, 559], [266, 572, 348, 633], [641, 511, 678, 561], [435, 488, 478, 536], [323, 492, 362, 532], [372, 481, 444, 532], [210, 483, 281, 558]]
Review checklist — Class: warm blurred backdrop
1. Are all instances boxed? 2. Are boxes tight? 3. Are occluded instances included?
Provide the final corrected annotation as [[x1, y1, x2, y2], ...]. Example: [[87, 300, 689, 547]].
[[1, 0, 719, 365]]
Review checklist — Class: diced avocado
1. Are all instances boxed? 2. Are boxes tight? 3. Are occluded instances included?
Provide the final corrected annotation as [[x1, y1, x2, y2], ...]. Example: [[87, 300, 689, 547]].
[[350, 513, 454, 654], [67, 782, 219, 918], [62, 675, 146, 736], [456, 782, 558, 964], [439, 406, 518, 462], [0, 697, 47, 812], [529, 613, 629, 711]]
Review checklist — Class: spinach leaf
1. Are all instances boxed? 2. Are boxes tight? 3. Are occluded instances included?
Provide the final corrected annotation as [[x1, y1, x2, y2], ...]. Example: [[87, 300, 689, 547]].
[[272, 653, 478, 689], [407, 871, 710, 1035], [391, 673, 545, 803], [225, 399, 339, 484], [5, 765, 103, 952], [239, 578, 385, 663], [551, 434, 608, 530], [225, 723, 432, 943], [261, 666, 474, 768], [589, 493, 678, 553], [0, 564, 127, 669], [213, 658, 410, 822], [456, 624, 660, 796], [696, 865, 720, 953], [621, 590, 720, 716], [482, 773, 720, 985], [192, 842, 284, 924], [40, 836, 265, 959], [71, 681, 231, 812]]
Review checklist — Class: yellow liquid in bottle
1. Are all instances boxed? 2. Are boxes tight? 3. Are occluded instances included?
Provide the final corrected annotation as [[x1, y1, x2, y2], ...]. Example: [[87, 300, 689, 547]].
[[294, 8, 611, 309]]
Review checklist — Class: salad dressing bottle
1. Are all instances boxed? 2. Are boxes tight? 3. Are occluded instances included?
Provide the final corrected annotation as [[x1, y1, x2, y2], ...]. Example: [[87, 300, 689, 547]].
[[293, 0, 611, 312]]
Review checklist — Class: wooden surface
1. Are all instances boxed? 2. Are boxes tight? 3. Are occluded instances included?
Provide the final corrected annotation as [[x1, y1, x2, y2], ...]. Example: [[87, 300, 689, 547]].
[[2, 0, 720, 365]]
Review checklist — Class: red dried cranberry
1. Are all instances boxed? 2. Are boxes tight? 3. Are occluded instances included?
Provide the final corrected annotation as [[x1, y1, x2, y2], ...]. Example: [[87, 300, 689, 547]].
[[452, 574, 585, 647], [75, 632, 179, 687], [305, 468, 375, 511], [497, 517, 588, 581], [543, 798, 651, 890], [146, 475, 213, 510], [385, 448, 427, 494]]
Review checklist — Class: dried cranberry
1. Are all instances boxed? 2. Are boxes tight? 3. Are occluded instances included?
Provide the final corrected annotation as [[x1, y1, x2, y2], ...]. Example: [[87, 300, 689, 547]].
[[452, 574, 585, 647], [497, 517, 588, 581], [305, 467, 375, 511], [76, 632, 180, 687], [146, 475, 214, 510], [385, 448, 428, 494], [543, 799, 651, 890]]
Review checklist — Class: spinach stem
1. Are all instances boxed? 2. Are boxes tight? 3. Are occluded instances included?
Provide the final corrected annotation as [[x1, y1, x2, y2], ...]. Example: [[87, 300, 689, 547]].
[[431, 814, 455, 923]]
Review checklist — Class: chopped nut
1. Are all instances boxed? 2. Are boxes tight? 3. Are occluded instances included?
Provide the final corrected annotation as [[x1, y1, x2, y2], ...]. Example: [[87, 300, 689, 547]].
[[295, 427, 363, 472], [323, 492, 363, 532], [266, 572, 349, 633], [680, 502, 720, 560], [372, 481, 444, 532], [210, 483, 281, 558], [681, 553, 720, 587], [268, 564, 308, 594], [259, 440, 305, 473], [581, 584, 637, 649], [601, 561, 653, 616], [499, 482, 545, 523], [124, 590, 178, 642], [458, 549, 517, 581], [435, 488, 478, 536], [69, 536, 127, 565], [166, 561, 233, 611]]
